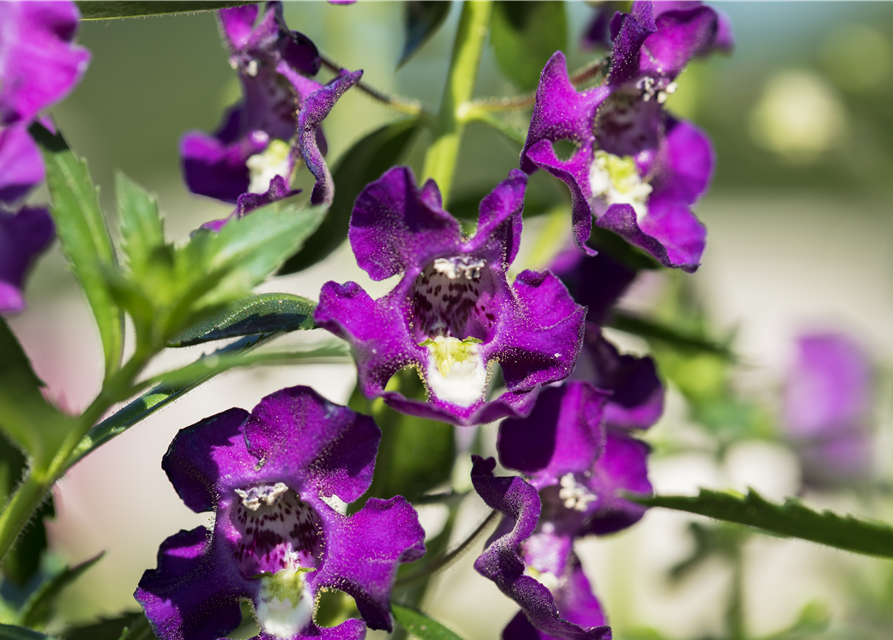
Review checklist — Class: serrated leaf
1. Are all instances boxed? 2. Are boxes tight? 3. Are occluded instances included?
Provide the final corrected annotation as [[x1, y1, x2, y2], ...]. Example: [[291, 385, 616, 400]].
[[115, 173, 164, 274], [0, 625, 56, 640], [398, 2, 452, 69], [168, 293, 317, 347], [76, 1, 253, 20], [638, 489, 893, 558], [19, 553, 104, 629], [491, 2, 567, 91], [280, 119, 419, 274], [30, 123, 123, 378], [392, 605, 464, 640]]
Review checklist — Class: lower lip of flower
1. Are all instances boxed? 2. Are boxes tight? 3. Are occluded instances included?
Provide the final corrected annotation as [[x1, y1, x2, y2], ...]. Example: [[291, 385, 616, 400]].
[[420, 336, 489, 407], [588, 150, 652, 221]]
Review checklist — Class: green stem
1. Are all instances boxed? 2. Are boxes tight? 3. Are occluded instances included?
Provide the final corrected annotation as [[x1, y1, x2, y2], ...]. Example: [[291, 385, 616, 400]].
[[0, 472, 45, 566], [421, 0, 493, 205]]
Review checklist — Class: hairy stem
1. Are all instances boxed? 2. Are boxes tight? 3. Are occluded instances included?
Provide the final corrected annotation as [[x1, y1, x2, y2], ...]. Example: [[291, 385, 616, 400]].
[[318, 53, 424, 116], [421, 0, 493, 205]]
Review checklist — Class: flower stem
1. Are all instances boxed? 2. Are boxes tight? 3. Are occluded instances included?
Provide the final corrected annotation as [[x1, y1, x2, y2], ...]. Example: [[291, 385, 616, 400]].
[[318, 53, 425, 117], [421, 0, 493, 206]]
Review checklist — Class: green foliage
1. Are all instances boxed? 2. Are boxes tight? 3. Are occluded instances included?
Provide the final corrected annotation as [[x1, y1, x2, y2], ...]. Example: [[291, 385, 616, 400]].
[[391, 604, 465, 640], [607, 310, 733, 359], [76, 1, 252, 20], [0, 625, 55, 640], [30, 123, 124, 379], [280, 119, 419, 274], [59, 612, 152, 640], [638, 489, 893, 559], [168, 293, 317, 347], [491, 2, 567, 91], [350, 370, 455, 504], [18, 554, 104, 630], [399, 2, 452, 69]]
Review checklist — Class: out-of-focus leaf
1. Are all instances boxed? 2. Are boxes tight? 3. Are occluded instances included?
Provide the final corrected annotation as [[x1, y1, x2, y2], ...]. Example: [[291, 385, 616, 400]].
[[60, 612, 148, 640], [0, 625, 56, 640], [391, 605, 464, 640], [398, 2, 452, 69], [351, 370, 455, 504], [76, 1, 252, 20], [168, 293, 317, 347], [280, 119, 419, 274], [491, 2, 567, 91], [607, 310, 733, 358], [0, 319, 67, 464], [30, 123, 123, 378], [115, 173, 164, 275], [638, 489, 893, 558], [19, 554, 104, 629]]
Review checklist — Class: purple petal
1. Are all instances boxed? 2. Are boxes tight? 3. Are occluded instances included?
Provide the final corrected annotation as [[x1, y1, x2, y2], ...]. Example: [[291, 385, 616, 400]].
[[468, 169, 527, 268], [180, 129, 265, 203], [312, 497, 425, 632], [583, 326, 664, 430], [638, 4, 718, 79], [580, 2, 623, 51], [498, 383, 610, 487], [0, 126, 45, 204], [0, 207, 55, 315], [606, 3, 655, 85], [0, 0, 91, 127], [300, 70, 364, 206], [236, 174, 301, 218], [349, 166, 462, 282], [135, 527, 249, 640], [218, 4, 260, 50], [647, 118, 714, 207], [549, 249, 637, 326], [244, 386, 380, 505]]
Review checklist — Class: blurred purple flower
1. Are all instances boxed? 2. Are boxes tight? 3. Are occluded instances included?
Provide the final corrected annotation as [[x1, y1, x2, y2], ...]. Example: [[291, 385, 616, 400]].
[[315, 167, 585, 426], [0, 208, 55, 314], [784, 333, 873, 486], [136, 386, 425, 640]]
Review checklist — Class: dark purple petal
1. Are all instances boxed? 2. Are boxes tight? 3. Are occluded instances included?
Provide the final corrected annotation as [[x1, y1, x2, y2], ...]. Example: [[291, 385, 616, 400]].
[[0, 126, 44, 204], [498, 383, 609, 488], [244, 386, 380, 505], [583, 326, 664, 430], [300, 70, 364, 206], [638, 4, 718, 79], [468, 169, 526, 268], [647, 118, 714, 207], [606, 3, 655, 85], [472, 457, 612, 640], [236, 174, 301, 217], [380, 387, 540, 429], [135, 527, 249, 640], [0, 207, 55, 315], [349, 166, 462, 282], [312, 497, 425, 632], [0, 0, 91, 127], [180, 129, 265, 203], [580, 2, 624, 51], [550, 249, 637, 326]]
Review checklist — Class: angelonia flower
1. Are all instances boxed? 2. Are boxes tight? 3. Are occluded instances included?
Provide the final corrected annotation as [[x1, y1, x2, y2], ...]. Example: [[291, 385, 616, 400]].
[[315, 166, 586, 426], [181, 2, 361, 212], [136, 386, 426, 640], [783, 332, 874, 487], [521, 1, 731, 272], [0, 0, 90, 313]]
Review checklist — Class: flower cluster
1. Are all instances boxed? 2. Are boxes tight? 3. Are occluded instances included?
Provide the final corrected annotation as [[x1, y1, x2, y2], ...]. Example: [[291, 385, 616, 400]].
[[0, 0, 89, 313]]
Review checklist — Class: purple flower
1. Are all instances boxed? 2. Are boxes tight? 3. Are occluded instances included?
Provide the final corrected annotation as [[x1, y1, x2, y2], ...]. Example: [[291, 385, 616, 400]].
[[181, 2, 361, 207], [0, 1, 91, 127], [0, 207, 55, 314], [521, 49, 713, 271], [549, 247, 637, 326], [136, 386, 426, 640], [315, 167, 586, 427], [783, 333, 873, 486]]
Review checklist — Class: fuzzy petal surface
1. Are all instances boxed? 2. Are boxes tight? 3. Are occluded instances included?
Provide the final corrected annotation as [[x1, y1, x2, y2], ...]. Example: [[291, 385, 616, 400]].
[[0, 126, 44, 204], [0, 207, 55, 314]]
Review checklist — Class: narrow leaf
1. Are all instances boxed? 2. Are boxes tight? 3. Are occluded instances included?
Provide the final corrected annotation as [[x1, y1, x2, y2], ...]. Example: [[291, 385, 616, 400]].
[[392, 604, 464, 640], [115, 173, 164, 273], [168, 293, 317, 347], [0, 625, 56, 640], [30, 123, 123, 377], [607, 310, 733, 358], [20, 553, 105, 628], [491, 2, 567, 91], [280, 119, 419, 274], [637, 489, 893, 559], [60, 612, 145, 640], [398, 2, 452, 69], [76, 1, 253, 20]]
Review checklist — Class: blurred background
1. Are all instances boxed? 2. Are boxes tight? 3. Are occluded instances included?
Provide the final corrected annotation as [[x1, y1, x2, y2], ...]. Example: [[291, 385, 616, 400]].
[[7, 2, 893, 639]]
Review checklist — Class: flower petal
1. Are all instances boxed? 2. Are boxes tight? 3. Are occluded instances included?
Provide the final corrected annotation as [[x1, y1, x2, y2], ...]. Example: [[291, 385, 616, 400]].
[[0, 126, 45, 204], [0, 207, 55, 315]]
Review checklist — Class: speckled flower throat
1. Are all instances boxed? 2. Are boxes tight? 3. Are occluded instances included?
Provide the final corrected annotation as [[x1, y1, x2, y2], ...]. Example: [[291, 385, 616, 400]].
[[232, 481, 324, 576]]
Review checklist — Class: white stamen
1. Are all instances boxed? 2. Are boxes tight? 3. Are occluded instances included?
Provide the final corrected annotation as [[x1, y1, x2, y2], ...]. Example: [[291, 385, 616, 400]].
[[524, 565, 560, 592], [423, 336, 487, 408], [558, 473, 597, 511], [236, 482, 289, 511], [589, 150, 653, 221], [245, 59, 259, 77], [246, 139, 292, 194], [319, 493, 348, 515], [432, 257, 486, 280]]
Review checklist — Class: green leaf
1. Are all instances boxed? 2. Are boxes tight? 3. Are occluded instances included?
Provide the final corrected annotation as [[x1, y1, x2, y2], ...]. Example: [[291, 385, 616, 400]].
[[30, 123, 123, 378], [115, 173, 164, 275], [168, 293, 317, 347], [637, 489, 893, 559], [391, 604, 464, 640], [60, 612, 150, 640], [76, 1, 253, 20], [352, 370, 455, 503], [0, 319, 67, 463], [491, 1, 567, 91], [279, 119, 419, 275], [0, 625, 56, 640], [398, 2, 452, 69], [19, 553, 104, 629], [607, 310, 733, 358]]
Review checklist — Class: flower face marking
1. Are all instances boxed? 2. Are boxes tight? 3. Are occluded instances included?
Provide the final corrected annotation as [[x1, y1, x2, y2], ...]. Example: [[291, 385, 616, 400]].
[[410, 256, 495, 340]]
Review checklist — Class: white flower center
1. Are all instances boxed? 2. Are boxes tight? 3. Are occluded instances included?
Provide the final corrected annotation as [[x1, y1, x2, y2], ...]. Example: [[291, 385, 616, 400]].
[[255, 568, 314, 640], [558, 473, 597, 512], [422, 336, 488, 408], [246, 138, 292, 194], [236, 482, 289, 510], [589, 150, 652, 221], [431, 257, 485, 280]]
